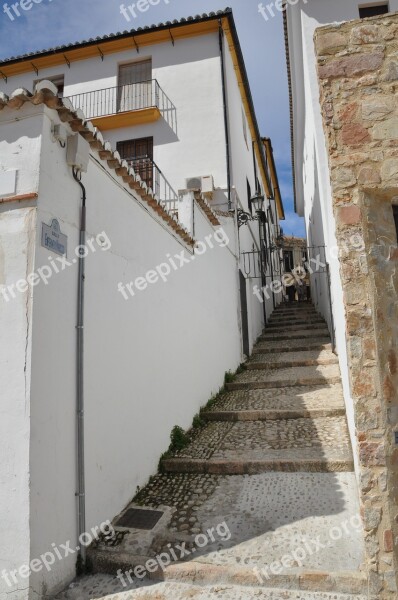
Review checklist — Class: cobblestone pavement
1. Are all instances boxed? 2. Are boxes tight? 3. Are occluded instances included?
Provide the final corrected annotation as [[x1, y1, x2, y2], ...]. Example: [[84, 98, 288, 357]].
[[249, 349, 338, 365], [254, 339, 331, 353], [175, 418, 352, 463], [229, 364, 341, 387], [54, 304, 366, 599], [206, 385, 345, 413]]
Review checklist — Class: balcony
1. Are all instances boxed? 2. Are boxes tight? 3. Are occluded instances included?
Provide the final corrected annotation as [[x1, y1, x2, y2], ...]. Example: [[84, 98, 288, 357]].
[[128, 156, 178, 216], [67, 80, 175, 130]]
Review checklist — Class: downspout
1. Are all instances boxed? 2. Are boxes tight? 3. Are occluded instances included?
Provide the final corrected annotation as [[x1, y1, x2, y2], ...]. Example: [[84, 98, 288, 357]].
[[72, 167, 87, 565], [219, 20, 232, 211]]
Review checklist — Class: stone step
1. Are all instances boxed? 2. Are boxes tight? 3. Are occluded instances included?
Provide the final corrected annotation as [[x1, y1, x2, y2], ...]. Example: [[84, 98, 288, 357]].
[[246, 350, 338, 370], [266, 320, 326, 329], [226, 364, 341, 391], [253, 340, 332, 354], [162, 416, 353, 473], [259, 329, 330, 341], [67, 574, 367, 600], [160, 566, 368, 598], [203, 384, 345, 421], [162, 457, 354, 474], [267, 319, 325, 327]]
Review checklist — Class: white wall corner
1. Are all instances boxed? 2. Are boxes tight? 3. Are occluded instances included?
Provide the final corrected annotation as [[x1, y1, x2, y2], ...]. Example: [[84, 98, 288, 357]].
[[0, 170, 17, 197], [177, 189, 195, 236]]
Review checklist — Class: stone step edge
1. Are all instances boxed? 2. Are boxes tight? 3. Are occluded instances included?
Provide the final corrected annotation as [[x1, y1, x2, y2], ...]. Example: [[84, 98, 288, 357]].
[[161, 458, 355, 474], [246, 358, 339, 370], [89, 550, 368, 595], [202, 407, 346, 421], [261, 327, 329, 334], [253, 343, 332, 354], [260, 332, 330, 341], [226, 375, 342, 391], [267, 319, 325, 326], [272, 310, 319, 315]]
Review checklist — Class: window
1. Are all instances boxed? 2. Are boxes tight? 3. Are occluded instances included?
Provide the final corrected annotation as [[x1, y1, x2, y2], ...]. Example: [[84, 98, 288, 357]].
[[117, 137, 154, 190], [118, 59, 152, 111], [247, 179, 252, 214], [242, 108, 248, 148], [35, 75, 64, 97], [359, 3, 389, 18], [393, 205, 398, 243], [283, 250, 294, 272]]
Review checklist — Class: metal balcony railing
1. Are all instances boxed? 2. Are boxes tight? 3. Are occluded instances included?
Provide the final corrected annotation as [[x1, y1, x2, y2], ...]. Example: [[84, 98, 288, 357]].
[[128, 156, 178, 216], [67, 79, 175, 120]]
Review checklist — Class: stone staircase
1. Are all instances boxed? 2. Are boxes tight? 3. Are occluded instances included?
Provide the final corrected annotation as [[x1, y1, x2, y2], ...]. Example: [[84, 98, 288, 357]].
[[56, 303, 368, 600]]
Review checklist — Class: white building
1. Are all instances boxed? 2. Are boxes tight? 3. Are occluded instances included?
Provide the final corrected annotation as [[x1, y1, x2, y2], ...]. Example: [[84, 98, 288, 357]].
[[0, 9, 284, 599], [284, 0, 398, 473]]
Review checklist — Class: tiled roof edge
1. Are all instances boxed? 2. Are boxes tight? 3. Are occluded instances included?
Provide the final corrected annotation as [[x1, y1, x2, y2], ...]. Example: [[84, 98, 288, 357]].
[[0, 9, 232, 65]]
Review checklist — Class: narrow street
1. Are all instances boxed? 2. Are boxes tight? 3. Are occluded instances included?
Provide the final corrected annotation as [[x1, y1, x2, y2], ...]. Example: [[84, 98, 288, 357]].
[[57, 304, 366, 600]]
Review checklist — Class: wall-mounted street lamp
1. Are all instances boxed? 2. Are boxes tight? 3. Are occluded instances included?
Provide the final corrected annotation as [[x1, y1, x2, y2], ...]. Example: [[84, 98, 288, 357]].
[[237, 194, 265, 228]]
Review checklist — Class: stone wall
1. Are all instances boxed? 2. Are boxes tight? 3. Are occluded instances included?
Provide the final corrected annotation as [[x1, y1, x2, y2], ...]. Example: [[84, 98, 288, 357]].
[[314, 13, 398, 599]]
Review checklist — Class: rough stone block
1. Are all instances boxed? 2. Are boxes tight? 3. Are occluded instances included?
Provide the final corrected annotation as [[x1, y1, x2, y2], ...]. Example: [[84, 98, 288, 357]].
[[342, 123, 371, 146], [351, 24, 381, 45], [337, 205, 362, 225], [316, 31, 348, 55], [373, 117, 398, 140], [362, 97, 395, 121], [333, 167, 357, 190], [382, 61, 398, 81], [318, 52, 384, 80], [381, 158, 398, 182], [384, 529, 394, 552], [359, 441, 386, 467], [358, 167, 381, 184]]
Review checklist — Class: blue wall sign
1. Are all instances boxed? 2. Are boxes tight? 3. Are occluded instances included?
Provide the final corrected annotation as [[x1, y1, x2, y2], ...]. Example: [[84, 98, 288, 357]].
[[41, 219, 68, 257]]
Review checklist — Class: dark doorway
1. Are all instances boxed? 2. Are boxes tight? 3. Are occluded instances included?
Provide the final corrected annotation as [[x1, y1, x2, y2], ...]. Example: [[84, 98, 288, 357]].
[[239, 271, 250, 357], [392, 204, 398, 243]]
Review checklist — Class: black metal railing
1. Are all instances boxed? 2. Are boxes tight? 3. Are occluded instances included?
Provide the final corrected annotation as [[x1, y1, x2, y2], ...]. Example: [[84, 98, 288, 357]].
[[128, 156, 178, 216], [67, 79, 175, 120]]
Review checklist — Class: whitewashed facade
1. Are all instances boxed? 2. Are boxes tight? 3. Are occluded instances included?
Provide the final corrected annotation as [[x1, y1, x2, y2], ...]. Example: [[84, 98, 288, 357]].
[[285, 0, 398, 472], [0, 10, 284, 599]]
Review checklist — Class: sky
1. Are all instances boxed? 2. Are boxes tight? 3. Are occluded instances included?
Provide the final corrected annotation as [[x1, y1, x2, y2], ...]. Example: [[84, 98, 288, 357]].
[[0, 0, 305, 237]]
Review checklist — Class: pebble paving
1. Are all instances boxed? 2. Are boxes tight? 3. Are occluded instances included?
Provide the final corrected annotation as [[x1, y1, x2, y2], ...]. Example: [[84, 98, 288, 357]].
[[175, 418, 352, 463], [254, 339, 331, 353], [250, 350, 338, 366], [206, 385, 345, 413]]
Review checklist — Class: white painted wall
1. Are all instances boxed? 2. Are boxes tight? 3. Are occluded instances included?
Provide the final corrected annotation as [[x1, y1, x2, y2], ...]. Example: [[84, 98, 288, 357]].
[[0, 110, 42, 600], [286, 0, 398, 474], [0, 103, 251, 598]]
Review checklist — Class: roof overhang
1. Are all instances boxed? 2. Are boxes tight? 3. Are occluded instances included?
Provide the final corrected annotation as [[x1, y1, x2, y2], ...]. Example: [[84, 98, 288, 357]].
[[262, 137, 285, 221], [0, 11, 230, 75]]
